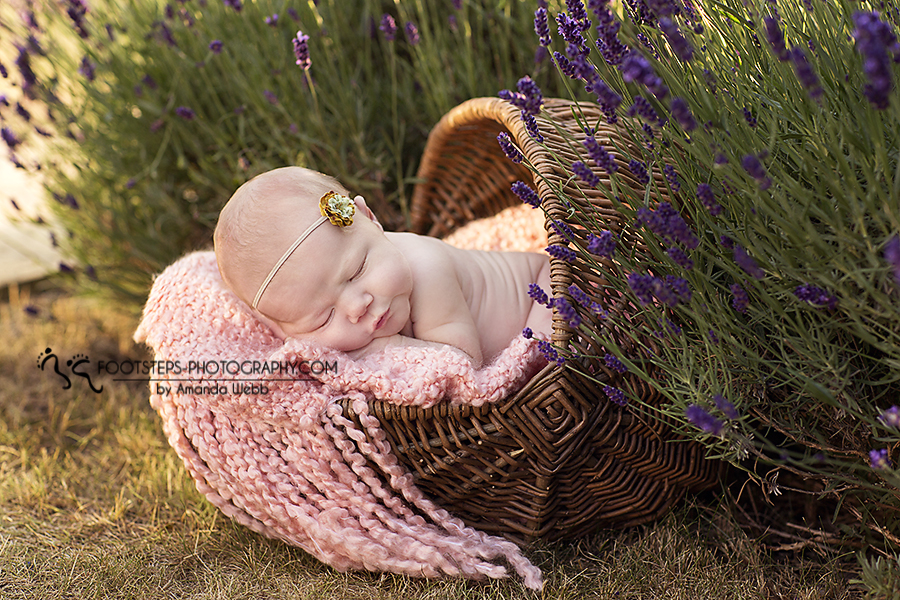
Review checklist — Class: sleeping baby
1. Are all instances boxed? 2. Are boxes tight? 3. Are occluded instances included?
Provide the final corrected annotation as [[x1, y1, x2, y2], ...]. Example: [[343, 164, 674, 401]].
[[213, 166, 552, 368]]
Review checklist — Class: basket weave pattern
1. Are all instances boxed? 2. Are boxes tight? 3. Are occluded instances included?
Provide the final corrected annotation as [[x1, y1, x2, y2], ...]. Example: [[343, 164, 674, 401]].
[[341, 98, 721, 543]]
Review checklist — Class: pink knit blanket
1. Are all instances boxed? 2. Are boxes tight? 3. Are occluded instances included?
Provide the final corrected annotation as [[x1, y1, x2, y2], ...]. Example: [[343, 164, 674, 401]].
[[134, 204, 548, 589]]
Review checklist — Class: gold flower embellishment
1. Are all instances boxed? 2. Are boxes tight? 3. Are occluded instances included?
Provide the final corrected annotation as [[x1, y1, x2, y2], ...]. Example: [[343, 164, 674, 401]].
[[319, 191, 355, 227]]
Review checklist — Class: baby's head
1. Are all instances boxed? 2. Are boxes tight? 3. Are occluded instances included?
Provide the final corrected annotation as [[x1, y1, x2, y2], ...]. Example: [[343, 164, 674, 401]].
[[214, 166, 412, 350]]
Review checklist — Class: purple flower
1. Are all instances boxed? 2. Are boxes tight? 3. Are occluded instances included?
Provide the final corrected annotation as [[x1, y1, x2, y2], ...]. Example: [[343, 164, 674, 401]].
[[288, 7, 300, 22], [209, 40, 223, 54], [264, 89, 278, 104], [2, 127, 22, 150], [878, 406, 900, 428], [853, 12, 899, 110], [583, 136, 617, 174], [743, 107, 757, 127], [572, 160, 600, 187], [553, 296, 581, 327], [742, 153, 772, 190], [223, 0, 243, 12], [794, 283, 837, 309], [708, 329, 720, 345], [522, 113, 543, 142], [293, 31, 311, 70], [497, 131, 523, 164], [628, 159, 650, 186], [522, 327, 534, 339], [870, 448, 891, 470], [663, 164, 680, 193], [627, 273, 689, 307], [552, 220, 574, 241], [142, 74, 158, 90], [78, 56, 96, 81], [66, 0, 89, 38], [379, 14, 397, 41], [15, 47, 37, 98], [265, 13, 279, 27], [175, 106, 195, 120], [636, 203, 698, 249], [730, 283, 749, 313], [604, 353, 628, 374], [670, 97, 696, 131], [15, 102, 31, 122], [789, 46, 822, 99], [628, 273, 656, 305], [535, 7, 551, 46], [659, 17, 693, 61], [24, 304, 40, 317], [621, 51, 668, 99], [587, 230, 616, 258], [499, 75, 544, 116], [627, 95, 659, 122], [885, 234, 900, 287], [733, 245, 765, 279], [529, 283, 551, 307], [511, 180, 541, 208], [405, 21, 420, 45], [604, 385, 628, 406], [714, 394, 739, 419], [667, 246, 694, 270], [556, 13, 588, 55], [553, 51, 578, 78], [568, 284, 604, 316], [686, 404, 724, 435], [594, 6, 628, 65], [763, 16, 789, 61], [586, 75, 622, 122], [546, 244, 577, 263], [0, 62, 7, 79], [538, 339, 562, 364], [696, 183, 722, 216]]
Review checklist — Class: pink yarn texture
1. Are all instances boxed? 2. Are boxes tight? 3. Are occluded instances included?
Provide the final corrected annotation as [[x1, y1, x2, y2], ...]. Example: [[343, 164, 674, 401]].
[[133, 204, 549, 589]]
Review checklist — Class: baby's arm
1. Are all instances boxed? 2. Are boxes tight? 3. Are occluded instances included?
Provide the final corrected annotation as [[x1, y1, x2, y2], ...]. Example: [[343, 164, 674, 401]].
[[404, 239, 483, 367]]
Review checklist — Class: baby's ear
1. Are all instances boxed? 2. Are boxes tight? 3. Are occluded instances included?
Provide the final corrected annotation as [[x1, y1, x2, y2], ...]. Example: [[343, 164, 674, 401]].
[[352, 195, 383, 230]]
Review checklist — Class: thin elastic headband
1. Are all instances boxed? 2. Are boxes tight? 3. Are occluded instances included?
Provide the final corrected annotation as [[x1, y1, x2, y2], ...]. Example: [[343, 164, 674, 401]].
[[251, 190, 356, 311], [251, 216, 327, 310]]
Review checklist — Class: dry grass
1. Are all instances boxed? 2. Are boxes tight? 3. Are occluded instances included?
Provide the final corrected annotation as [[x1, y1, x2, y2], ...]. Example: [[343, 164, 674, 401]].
[[0, 285, 863, 599]]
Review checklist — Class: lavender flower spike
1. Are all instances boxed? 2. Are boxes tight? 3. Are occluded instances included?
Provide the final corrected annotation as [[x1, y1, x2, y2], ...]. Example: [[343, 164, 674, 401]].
[[535, 7, 552, 46], [853, 12, 899, 110], [885, 234, 900, 287], [870, 448, 891, 470], [379, 14, 397, 41], [686, 404, 724, 436], [293, 31, 311, 70], [789, 46, 822, 99], [497, 132, 524, 164], [733, 245, 765, 279]]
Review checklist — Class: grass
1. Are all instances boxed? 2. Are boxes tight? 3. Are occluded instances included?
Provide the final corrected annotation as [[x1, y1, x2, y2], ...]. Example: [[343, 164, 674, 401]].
[[0, 284, 864, 599]]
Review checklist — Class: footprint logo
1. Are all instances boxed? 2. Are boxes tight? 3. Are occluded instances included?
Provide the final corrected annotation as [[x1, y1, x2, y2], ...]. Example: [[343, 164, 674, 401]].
[[37, 347, 72, 389], [68, 353, 103, 394]]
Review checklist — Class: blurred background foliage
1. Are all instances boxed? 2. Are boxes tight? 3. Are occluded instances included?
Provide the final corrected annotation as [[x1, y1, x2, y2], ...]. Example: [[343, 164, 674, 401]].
[[0, 0, 562, 306]]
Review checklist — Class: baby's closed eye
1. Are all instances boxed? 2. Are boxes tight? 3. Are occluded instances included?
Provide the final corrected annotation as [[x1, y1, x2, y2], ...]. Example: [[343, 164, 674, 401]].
[[350, 256, 367, 281]]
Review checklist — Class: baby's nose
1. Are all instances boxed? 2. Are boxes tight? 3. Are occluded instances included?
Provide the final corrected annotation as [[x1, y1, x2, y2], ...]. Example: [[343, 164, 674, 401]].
[[347, 292, 373, 323]]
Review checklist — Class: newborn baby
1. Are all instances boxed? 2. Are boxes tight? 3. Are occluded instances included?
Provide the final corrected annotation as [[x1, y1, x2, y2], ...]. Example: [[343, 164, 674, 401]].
[[214, 166, 552, 367]]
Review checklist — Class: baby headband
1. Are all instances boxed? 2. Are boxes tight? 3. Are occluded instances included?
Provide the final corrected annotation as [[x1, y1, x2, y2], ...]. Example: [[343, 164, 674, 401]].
[[251, 191, 356, 310]]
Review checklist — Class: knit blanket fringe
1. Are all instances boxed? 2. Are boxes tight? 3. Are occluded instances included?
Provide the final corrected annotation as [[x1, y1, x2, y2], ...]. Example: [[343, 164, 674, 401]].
[[133, 206, 549, 590]]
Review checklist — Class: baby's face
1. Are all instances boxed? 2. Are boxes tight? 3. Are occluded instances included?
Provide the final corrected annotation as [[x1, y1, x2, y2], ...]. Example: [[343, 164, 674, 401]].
[[255, 204, 413, 351]]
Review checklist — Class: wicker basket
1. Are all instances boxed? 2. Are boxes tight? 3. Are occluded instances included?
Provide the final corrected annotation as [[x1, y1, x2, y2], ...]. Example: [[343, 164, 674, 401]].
[[339, 98, 722, 543]]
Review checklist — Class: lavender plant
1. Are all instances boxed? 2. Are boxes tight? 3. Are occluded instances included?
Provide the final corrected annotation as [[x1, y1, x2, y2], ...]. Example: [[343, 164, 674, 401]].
[[0, 0, 555, 304], [505, 0, 900, 556]]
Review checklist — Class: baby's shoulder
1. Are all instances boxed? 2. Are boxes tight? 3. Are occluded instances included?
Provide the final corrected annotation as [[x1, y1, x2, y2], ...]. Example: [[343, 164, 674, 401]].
[[386, 231, 454, 268]]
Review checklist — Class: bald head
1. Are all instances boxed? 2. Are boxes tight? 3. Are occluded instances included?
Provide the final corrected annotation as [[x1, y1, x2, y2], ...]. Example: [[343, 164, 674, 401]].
[[214, 166, 350, 306]]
